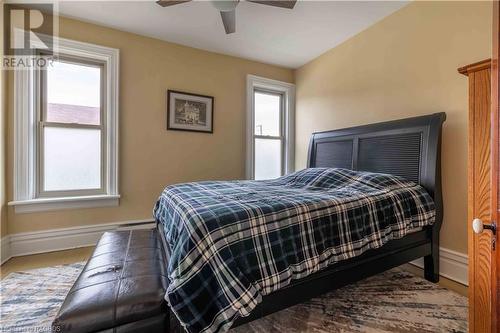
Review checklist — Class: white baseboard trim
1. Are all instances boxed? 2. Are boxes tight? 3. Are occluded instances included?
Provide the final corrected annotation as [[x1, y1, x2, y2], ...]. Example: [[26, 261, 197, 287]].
[[1, 218, 155, 264], [1, 236, 11, 265], [410, 247, 468, 286], [1, 222, 468, 287]]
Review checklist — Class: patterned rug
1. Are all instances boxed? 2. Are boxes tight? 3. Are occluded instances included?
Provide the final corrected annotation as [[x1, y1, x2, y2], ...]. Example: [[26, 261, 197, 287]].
[[233, 269, 468, 333], [0, 264, 467, 333], [0, 263, 85, 333]]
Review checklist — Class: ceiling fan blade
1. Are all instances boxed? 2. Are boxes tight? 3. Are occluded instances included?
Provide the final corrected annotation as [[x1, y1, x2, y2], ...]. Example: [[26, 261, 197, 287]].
[[156, 0, 191, 7], [220, 10, 236, 34], [247, 0, 296, 9]]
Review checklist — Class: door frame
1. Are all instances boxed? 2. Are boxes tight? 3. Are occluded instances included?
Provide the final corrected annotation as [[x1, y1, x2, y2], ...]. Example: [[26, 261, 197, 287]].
[[492, 2, 499, 332]]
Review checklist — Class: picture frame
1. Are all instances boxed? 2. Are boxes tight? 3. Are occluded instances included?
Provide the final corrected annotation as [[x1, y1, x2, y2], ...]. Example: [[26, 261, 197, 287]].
[[166, 90, 214, 133]]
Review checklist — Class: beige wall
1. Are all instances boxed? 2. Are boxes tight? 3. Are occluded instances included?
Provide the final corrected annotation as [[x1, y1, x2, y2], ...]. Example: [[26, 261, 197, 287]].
[[294, 1, 492, 255], [1, 2, 7, 238], [6, 16, 293, 234], [5, 2, 491, 256]]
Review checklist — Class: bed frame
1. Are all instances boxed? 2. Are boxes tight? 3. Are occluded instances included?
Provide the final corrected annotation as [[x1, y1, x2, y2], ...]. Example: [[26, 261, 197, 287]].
[[167, 112, 446, 331]]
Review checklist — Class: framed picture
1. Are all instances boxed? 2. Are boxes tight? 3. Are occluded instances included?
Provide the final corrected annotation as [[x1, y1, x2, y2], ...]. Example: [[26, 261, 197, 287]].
[[167, 90, 214, 133]]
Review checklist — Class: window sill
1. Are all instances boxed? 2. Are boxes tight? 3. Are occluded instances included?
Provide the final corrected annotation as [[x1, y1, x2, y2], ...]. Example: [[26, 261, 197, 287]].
[[8, 195, 120, 214]]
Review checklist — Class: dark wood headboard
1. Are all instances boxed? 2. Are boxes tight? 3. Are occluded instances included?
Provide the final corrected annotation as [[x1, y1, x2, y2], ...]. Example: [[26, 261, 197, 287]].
[[307, 113, 446, 227]]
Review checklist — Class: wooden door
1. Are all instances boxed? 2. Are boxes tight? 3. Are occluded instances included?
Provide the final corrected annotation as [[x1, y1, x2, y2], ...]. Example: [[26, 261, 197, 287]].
[[463, 3, 499, 332], [461, 59, 493, 333], [493, 2, 499, 333]]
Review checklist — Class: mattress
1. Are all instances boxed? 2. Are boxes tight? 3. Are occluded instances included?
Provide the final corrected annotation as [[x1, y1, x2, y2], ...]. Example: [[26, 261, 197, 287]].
[[153, 168, 436, 333]]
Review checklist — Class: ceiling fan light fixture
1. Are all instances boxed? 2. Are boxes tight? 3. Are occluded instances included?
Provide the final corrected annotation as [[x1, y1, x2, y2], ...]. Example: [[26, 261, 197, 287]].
[[211, 0, 240, 12], [156, 0, 297, 35]]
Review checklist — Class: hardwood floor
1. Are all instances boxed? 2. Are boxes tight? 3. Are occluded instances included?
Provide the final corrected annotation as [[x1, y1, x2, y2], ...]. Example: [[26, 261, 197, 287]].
[[0, 247, 93, 279], [402, 263, 468, 296], [0, 248, 467, 297]]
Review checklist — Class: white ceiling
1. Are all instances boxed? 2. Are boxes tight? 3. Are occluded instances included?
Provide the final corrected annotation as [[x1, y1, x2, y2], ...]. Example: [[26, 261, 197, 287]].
[[56, 1, 408, 68]]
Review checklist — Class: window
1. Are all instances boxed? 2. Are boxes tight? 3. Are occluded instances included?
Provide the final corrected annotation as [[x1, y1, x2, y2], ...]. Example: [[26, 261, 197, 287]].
[[247, 75, 295, 180], [254, 90, 284, 180], [10, 35, 119, 213], [40, 58, 104, 195]]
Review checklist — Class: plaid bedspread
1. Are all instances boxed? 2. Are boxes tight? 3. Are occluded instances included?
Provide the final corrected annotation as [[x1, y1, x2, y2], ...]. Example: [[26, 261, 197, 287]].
[[153, 168, 436, 333]]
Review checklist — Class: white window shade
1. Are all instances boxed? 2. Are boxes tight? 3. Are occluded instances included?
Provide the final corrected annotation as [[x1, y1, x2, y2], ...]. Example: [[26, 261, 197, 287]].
[[44, 127, 102, 191], [255, 138, 282, 180]]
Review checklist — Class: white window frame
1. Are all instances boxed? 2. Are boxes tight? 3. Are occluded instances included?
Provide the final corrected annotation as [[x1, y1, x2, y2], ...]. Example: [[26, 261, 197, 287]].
[[9, 35, 119, 213], [246, 75, 295, 180]]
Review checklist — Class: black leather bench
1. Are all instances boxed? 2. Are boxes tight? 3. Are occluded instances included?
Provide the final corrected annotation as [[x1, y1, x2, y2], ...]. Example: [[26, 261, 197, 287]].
[[52, 229, 170, 333]]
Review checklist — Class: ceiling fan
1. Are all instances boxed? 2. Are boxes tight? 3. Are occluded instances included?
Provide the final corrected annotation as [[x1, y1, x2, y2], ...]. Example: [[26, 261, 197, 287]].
[[156, 0, 297, 34]]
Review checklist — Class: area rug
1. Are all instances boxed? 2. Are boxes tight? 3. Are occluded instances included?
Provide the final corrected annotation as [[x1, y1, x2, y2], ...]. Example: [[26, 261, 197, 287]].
[[0, 264, 467, 333], [233, 269, 468, 333], [0, 262, 85, 333]]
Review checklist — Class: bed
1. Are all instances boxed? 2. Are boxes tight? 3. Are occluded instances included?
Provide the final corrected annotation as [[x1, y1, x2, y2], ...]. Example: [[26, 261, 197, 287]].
[[155, 112, 446, 333]]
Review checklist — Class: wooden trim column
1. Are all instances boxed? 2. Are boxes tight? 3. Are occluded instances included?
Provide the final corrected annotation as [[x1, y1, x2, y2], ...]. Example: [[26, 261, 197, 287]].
[[459, 59, 492, 333]]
